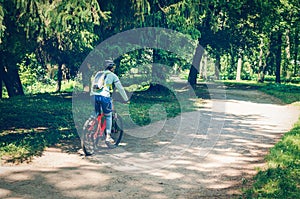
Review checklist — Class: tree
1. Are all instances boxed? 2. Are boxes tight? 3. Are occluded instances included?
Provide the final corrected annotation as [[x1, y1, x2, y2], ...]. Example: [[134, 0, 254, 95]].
[[0, 0, 44, 97], [0, 0, 108, 97], [161, 0, 201, 85], [255, 0, 300, 83], [293, 27, 299, 76], [38, 0, 108, 92], [188, 43, 204, 86]]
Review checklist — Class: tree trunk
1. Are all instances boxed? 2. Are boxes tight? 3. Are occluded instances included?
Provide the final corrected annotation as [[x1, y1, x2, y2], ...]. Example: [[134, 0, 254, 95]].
[[293, 28, 299, 76], [0, 54, 3, 99], [81, 63, 92, 92], [0, 65, 3, 99], [267, 33, 277, 79], [258, 45, 270, 83], [257, 38, 264, 82], [56, 63, 63, 92], [202, 53, 208, 80], [236, 53, 242, 81], [229, 45, 236, 80], [258, 55, 269, 83], [1, 53, 24, 97], [215, 54, 221, 80], [275, 32, 282, 84], [188, 43, 204, 86], [2, 68, 24, 97], [148, 49, 167, 92], [282, 29, 290, 79]]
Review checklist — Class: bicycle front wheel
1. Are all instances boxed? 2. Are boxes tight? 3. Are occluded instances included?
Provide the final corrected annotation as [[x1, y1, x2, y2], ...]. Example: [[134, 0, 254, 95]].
[[81, 117, 97, 155]]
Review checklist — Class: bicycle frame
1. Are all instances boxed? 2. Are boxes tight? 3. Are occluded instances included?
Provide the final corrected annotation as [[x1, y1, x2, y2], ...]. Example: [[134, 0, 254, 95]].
[[88, 113, 106, 140]]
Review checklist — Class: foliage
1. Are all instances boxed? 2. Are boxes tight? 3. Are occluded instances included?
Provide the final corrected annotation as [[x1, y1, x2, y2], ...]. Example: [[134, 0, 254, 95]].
[[1, 0, 300, 98], [41, 0, 107, 52], [242, 117, 300, 199], [262, 75, 300, 84], [163, 0, 201, 39], [0, 4, 5, 44], [18, 53, 56, 94], [18, 53, 45, 86]]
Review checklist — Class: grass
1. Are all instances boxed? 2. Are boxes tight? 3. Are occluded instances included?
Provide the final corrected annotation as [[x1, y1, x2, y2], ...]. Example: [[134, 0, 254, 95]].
[[259, 84, 300, 104], [221, 80, 300, 104], [129, 89, 181, 125], [127, 85, 200, 126], [0, 93, 77, 163]]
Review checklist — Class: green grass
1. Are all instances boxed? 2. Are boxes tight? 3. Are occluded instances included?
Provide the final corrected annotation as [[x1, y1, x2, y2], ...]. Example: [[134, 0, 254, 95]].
[[127, 86, 198, 125], [0, 93, 77, 163], [259, 84, 300, 104], [129, 89, 181, 125], [221, 80, 300, 104], [241, 117, 300, 199]]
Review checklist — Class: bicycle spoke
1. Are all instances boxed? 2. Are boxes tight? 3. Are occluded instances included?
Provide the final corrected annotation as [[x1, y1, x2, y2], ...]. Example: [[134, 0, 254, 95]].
[[82, 117, 98, 155]]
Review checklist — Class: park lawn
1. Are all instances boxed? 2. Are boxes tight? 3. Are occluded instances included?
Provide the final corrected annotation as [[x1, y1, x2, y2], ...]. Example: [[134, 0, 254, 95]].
[[0, 93, 77, 163], [221, 80, 300, 104]]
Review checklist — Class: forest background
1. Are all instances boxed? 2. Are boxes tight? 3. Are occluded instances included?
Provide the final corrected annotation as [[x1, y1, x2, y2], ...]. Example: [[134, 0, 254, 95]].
[[0, 0, 299, 98]]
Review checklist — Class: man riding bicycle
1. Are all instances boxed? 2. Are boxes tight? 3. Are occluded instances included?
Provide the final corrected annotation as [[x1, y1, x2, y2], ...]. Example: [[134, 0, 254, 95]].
[[90, 60, 129, 144]]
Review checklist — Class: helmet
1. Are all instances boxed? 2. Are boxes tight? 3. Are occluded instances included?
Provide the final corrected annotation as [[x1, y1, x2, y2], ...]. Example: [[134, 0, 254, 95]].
[[105, 60, 115, 70]]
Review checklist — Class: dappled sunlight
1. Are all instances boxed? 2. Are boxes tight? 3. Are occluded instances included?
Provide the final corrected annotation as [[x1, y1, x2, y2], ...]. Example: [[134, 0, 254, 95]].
[[5, 171, 33, 181], [149, 170, 185, 180], [0, 188, 11, 198], [1, 88, 299, 198], [0, 148, 116, 199], [105, 96, 299, 196], [0, 167, 114, 199], [0, 126, 49, 136]]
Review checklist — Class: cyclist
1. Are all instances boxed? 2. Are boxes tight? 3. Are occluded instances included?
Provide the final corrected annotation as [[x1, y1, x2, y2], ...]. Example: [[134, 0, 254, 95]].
[[90, 60, 129, 144]]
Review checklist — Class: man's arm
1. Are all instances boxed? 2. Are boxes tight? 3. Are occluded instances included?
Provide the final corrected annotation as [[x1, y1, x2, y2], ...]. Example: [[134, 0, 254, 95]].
[[114, 81, 129, 102]]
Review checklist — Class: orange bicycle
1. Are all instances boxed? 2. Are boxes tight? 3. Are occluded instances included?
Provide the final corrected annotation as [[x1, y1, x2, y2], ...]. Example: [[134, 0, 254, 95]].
[[81, 106, 123, 156]]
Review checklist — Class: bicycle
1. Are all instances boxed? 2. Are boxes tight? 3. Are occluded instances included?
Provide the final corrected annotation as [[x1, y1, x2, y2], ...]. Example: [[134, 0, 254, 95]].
[[81, 104, 124, 156]]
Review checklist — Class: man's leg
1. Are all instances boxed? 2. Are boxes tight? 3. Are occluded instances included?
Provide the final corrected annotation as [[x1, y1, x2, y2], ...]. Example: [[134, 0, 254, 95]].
[[104, 112, 114, 142], [100, 96, 114, 143]]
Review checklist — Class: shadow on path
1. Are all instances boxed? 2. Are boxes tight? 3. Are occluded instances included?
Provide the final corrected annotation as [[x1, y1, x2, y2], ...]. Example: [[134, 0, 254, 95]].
[[0, 86, 299, 199]]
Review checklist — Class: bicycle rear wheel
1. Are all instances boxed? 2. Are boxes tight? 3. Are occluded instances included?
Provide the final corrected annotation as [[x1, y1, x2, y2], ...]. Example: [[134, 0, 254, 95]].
[[81, 117, 97, 155]]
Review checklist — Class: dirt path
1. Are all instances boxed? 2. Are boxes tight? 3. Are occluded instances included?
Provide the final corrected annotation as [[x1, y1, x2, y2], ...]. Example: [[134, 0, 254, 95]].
[[0, 88, 299, 199]]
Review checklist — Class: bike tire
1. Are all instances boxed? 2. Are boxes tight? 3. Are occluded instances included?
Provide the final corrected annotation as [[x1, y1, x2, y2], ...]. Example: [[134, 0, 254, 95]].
[[81, 118, 97, 156]]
